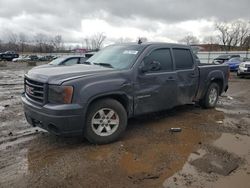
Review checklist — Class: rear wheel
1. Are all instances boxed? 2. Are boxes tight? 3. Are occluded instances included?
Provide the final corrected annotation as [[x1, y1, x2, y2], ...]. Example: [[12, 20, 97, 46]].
[[84, 98, 127, 144], [200, 83, 220, 108], [237, 71, 244, 78]]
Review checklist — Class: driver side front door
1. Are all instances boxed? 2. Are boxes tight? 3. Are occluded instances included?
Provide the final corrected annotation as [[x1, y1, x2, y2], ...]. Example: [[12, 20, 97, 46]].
[[134, 47, 178, 115]]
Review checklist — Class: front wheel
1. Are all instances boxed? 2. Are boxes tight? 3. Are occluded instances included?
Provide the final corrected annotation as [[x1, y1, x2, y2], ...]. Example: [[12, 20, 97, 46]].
[[237, 71, 240, 76], [84, 98, 127, 144], [237, 71, 244, 78], [200, 83, 220, 108]]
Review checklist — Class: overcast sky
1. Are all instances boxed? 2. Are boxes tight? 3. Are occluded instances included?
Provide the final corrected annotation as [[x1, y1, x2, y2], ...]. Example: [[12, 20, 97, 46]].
[[0, 0, 249, 45]]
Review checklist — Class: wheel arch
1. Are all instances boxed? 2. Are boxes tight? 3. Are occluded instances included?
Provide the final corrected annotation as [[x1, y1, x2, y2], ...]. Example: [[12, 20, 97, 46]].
[[210, 78, 223, 95], [85, 92, 132, 118]]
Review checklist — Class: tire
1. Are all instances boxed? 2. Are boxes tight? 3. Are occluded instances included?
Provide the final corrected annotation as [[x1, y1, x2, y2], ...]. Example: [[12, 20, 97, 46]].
[[237, 71, 244, 78], [237, 71, 241, 76], [200, 83, 220, 109], [84, 98, 127, 144]]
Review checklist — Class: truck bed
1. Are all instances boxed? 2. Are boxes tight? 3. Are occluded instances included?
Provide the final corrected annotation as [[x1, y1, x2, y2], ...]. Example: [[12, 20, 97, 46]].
[[195, 64, 229, 100]]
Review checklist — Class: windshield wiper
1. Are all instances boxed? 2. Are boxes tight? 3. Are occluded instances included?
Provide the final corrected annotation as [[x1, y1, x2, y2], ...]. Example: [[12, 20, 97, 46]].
[[94, 63, 113, 68], [83, 61, 91, 65]]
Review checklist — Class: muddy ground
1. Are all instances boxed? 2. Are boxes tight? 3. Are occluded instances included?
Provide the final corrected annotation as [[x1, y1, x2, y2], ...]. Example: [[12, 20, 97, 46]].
[[0, 62, 250, 188]]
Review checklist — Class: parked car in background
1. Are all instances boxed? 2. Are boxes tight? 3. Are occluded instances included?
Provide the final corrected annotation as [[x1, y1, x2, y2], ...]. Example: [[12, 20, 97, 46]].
[[243, 57, 250, 62], [85, 52, 96, 58], [223, 57, 243, 71], [38, 55, 55, 61], [237, 61, 250, 77], [213, 54, 240, 64], [12, 55, 31, 62], [29, 55, 39, 61], [34, 55, 88, 69], [13, 55, 39, 62], [0, 51, 19, 61]]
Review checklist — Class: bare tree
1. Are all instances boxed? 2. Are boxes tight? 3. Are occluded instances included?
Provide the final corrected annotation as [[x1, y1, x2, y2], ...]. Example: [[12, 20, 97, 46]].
[[90, 33, 106, 50], [243, 35, 250, 51], [215, 20, 250, 51], [34, 33, 46, 52], [238, 21, 250, 47], [34, 33, 54, 53], [8, 32, 18, 44], [83, 38, 91, 50], [179, 35, 200, 45], [19, 33, 28, 53], [5, 31, 18, 51], [52, 35, 63, 52], [215, 22, 229, 50]]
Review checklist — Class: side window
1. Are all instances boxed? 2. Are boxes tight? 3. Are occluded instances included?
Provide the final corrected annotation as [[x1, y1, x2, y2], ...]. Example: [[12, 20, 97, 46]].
[[146, 48, 173, 71], [173, 49, 194, 70], [80, 57, 87, 64], [63, 58, 79, 66]]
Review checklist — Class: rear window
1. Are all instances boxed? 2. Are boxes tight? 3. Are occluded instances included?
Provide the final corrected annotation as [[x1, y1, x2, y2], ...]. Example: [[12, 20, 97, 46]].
[[173, 49, 194, 70]]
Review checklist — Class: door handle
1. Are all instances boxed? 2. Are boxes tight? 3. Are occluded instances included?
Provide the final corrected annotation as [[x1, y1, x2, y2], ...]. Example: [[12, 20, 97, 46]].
[[189, 73, 198, 78], [167, 76, 175, 80]]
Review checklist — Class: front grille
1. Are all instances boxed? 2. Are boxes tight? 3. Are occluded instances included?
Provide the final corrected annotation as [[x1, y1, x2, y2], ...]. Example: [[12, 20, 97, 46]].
[[245, 64, 250, 68], [25, 78, 45, 104]]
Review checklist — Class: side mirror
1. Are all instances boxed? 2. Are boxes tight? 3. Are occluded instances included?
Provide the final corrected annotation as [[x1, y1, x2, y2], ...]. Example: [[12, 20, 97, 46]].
[[150, 61, 161, 71], [139, 57, 161, 73]]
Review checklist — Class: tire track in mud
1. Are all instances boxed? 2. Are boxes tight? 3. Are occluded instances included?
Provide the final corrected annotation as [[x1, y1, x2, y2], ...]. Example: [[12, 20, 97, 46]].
[[0, 67, 40, 187]]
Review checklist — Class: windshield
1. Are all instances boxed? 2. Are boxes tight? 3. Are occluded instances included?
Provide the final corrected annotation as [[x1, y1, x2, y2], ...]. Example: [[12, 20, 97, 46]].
[[216, 55, 230, 59], [228, 57, 242, 62], [86, 45, 144, 69], [49, 57, 66, 65]]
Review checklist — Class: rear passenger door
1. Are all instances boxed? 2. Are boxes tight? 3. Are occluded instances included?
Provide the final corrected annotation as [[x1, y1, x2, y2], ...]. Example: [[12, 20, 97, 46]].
[[172, 48, 199, 105], [134, 47, 178, 115]]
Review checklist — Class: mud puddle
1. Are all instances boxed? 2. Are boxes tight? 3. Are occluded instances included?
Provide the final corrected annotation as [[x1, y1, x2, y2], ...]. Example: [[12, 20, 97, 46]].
[[164, 132, 250, 188], [163, 74, 250, 188]]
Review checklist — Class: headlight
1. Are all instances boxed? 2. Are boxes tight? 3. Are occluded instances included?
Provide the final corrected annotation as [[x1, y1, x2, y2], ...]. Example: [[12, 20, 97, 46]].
[[48, 85, 73, 104]]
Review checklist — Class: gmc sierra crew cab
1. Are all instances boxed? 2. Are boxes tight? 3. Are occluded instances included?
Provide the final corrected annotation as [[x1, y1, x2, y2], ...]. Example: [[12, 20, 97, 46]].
[[22, 43, 229, 144]]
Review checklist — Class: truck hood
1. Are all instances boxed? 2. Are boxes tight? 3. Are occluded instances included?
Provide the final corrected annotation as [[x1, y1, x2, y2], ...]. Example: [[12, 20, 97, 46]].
[[26, 64, 114, 84]]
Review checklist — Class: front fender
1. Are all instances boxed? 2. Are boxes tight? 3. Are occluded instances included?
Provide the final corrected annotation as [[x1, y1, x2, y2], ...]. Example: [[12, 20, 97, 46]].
[[79, 78, 131, 103]]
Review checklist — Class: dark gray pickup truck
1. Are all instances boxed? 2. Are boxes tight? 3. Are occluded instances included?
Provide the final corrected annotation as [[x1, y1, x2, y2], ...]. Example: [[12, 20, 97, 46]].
[[22, 43, 229, 144]]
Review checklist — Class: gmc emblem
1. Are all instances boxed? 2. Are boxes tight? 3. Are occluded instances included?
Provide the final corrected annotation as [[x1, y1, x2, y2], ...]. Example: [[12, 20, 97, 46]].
[[26, 85, 34, 95]]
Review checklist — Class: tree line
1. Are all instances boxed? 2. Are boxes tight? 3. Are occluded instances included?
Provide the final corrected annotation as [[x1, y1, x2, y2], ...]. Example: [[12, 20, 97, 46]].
[[0, 32, 64, 53], [0, 32, 107, 53], [178, 20, 250, 51], [0, 20, 249, 53]]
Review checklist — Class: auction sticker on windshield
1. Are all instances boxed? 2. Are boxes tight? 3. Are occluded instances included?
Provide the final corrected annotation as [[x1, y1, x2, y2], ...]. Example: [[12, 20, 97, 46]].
[[123, 50, 138, 55]]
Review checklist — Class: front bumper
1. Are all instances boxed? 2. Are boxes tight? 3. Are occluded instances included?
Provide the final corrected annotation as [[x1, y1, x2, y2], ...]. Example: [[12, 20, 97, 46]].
[[228, 65, 239, 71], [22, 94, 85, 136], [238, 67, 250, 75]]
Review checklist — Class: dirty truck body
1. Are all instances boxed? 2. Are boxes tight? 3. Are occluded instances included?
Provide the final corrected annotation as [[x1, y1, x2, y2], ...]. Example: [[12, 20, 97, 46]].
[[22, 43, 229, 144]]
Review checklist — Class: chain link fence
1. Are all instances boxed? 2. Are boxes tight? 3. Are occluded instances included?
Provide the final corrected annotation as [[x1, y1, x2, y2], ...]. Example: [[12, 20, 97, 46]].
[[197, 51, 250, 64]]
